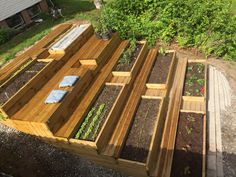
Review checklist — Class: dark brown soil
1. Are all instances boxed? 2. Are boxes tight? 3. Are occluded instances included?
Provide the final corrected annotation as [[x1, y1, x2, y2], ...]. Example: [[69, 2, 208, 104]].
[[171, 112, 204, 177], [78, 85, 122, 142], [0, 62, 47, 106], [183, 63, 205, 96], [114, 44, 143, 71], [120, 99, 161, 163], [148, 53, 173, 84]]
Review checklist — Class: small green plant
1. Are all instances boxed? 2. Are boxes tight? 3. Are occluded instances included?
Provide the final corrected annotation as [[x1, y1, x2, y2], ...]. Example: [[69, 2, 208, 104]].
[[118, 39, 137, 65], [82, 103, 105, 140], [184, 166, 191, 175], [187, 115, 195, 122], [187, 66, 193, 72], [185, 126, 193, 135], [75, 107, 96, 139], [186, 78, 194, 87], [185, 91, 191, 96], [159, 47, 166, 55], [196, 63, 204, 73], [197, 79, 205, 86], [189, 75, 198, 82], [0, 112, 6, 121]]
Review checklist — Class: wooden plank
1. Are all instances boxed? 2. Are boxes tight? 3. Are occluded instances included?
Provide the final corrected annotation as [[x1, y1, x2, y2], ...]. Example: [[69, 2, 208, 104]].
[[102, 49, 158, 157], [118, 158, 147, 177], [55, 40, 129, 138]]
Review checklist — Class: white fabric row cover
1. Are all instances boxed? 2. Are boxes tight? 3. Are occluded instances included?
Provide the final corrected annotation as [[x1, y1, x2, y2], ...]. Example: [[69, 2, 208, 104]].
[[50, 24, 90, 51]]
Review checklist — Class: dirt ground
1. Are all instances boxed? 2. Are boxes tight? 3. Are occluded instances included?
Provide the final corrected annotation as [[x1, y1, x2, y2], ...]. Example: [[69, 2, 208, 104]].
[[208, 58, 236, 177], [0, 124, 128, 177]]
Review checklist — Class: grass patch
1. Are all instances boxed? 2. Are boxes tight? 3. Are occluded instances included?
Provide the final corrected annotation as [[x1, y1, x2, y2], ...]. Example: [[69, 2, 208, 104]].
[[0, 0, 98, 67]]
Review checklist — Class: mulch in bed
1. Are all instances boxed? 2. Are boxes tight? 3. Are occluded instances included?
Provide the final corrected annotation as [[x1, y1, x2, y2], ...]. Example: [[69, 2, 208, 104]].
[[0, 62, 47, 105], [120, 99, 161, 163], [78, 85, 122, 142], [148, 53, 173, 84], [114, 44, 143, 72], [183, 63, 205, 96], [171, 112, 204, 177]]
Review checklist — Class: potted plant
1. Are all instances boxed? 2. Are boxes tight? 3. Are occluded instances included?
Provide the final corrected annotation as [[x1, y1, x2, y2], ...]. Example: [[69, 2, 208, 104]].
[[93, 22, 102, 39], [101, 26, 111, 40]]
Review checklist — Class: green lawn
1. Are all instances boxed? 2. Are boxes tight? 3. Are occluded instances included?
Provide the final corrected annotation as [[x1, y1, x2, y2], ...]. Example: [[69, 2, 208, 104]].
[[0, 0, 99, 67], [232, 0, 236, 14]]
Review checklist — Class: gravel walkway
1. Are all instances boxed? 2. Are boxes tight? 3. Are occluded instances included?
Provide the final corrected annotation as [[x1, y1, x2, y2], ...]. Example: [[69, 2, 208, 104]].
[[0, 124, 128, 177]]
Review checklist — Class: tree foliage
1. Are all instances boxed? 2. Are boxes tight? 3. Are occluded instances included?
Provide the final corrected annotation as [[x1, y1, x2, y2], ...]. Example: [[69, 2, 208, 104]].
[[100, 0, 236, 60]]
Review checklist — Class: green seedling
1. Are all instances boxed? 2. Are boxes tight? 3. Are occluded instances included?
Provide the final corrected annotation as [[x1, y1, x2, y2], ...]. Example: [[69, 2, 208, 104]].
[[75, 107, 96, 139], [118, 39, 137, 65], [196, 88, 200, 94], [196, 63, 204, 73], [197, 79, 205, 86], [159, 47, 166, 55], [187, 115, 195, 122], [189, 75, 198, 82], [185, 91, 191, 96], [82, 103, 105, 140], [0, 113, 6, 121], [185, 126, 193, 134], [186, 78, 194, 87], [184, 166, 191, 175], [187, 65, 193, 72]]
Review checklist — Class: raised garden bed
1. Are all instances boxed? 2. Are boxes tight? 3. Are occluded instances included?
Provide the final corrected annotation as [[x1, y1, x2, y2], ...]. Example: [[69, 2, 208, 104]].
[[120, 98, 161, 163], [112, 41, 147, 77], [148, 53, 174, 84], [74, 85, 122, 142], [0, 61, 47, 106], [171, 112, 205, 177], [183, 63, 205, 97]]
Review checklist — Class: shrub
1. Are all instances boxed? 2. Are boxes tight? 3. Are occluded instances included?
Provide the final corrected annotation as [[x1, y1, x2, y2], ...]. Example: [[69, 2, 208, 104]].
[[100, 0, 236, 60], [0, 28, 17, 45]]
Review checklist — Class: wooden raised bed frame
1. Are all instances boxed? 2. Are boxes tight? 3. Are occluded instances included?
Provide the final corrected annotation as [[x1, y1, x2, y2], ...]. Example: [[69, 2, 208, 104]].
[[146, 51, 176, 89], [0, 59, 57, 118], [69, 83, 129, 153], [118, 97, 165, 176], [172, 111, 206, 177]]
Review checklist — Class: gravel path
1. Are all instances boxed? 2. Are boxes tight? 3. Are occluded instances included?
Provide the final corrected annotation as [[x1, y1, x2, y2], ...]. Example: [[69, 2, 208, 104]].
[[0, 124, 128, 177], [209, 59, 236, 177]]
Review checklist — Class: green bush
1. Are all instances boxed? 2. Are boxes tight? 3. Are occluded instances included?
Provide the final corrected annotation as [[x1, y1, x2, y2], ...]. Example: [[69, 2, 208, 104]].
[[100, 0, 236, 60], [0, 28, 17, 45]]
